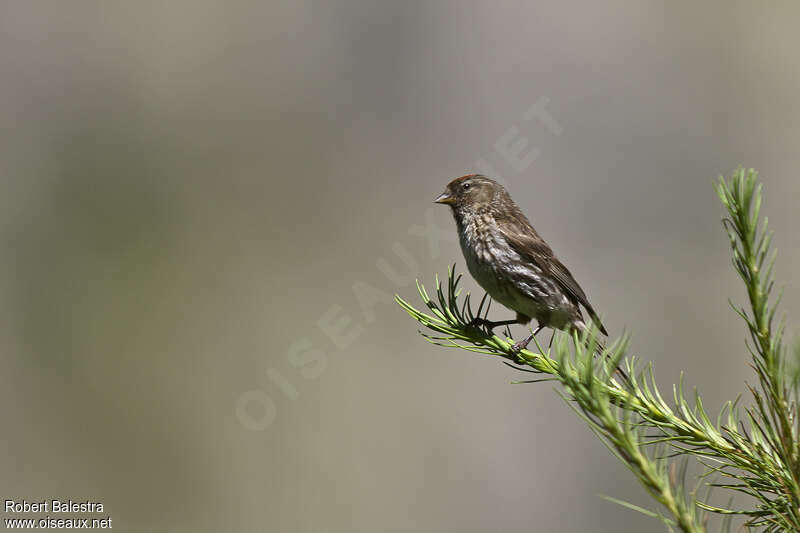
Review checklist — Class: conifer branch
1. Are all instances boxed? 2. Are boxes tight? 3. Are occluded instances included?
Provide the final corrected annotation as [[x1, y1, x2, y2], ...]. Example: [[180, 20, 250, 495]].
[[397, 168, 799, 531]]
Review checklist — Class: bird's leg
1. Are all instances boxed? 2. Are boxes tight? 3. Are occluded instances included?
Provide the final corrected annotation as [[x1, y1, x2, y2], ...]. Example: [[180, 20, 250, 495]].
[[469, 311, 531, 334], [467, 317, 518, 332], [510, 326, 544, 355]]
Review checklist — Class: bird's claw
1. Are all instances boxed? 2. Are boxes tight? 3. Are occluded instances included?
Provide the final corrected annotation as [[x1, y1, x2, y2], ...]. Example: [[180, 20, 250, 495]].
[[509, 333, 535, 355], [466, 317, 491, 331]]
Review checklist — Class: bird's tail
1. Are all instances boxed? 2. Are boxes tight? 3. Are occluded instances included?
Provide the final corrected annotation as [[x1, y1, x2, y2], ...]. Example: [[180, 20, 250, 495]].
[[572, 321, 630, 387], [583, 304, 608, 336]]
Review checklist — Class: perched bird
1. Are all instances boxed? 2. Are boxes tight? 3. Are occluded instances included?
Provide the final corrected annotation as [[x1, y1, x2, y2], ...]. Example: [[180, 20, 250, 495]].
[[434, 174, 608, 353]]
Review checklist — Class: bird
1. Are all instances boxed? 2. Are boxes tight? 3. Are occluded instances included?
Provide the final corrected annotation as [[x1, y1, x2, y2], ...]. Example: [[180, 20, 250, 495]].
[[434, 173, 608, 354]]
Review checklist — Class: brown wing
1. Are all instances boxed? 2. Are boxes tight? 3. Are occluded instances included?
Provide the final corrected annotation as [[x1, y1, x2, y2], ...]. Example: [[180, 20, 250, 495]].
[[496, 216, 608, 335]]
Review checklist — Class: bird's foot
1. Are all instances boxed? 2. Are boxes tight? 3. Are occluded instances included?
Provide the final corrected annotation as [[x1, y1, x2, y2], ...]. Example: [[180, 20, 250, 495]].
[[508, 326, 544, 356], [466, 317, 492, 331], [509, 334, 534, 355], [467, 317, 518, 334]]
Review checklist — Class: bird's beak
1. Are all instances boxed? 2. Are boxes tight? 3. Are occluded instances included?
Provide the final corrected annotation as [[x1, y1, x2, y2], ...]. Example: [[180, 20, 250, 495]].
[[434, 190, 455, 205]]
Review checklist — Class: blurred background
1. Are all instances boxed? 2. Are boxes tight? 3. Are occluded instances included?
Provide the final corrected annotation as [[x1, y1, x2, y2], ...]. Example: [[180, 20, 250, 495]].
[[2, 1, 800, 531]]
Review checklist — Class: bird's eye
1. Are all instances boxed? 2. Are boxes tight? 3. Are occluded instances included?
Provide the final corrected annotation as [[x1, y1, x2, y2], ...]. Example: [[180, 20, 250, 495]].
[[463, 182, 471, 190]]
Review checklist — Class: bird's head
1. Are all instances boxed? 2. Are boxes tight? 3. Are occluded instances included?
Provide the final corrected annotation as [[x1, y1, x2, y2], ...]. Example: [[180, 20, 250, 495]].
[[434, 174, 504, 213]]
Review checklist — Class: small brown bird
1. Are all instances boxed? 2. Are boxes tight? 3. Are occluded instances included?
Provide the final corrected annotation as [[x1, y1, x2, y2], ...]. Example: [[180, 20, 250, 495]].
[[435, 174, 607, 353]]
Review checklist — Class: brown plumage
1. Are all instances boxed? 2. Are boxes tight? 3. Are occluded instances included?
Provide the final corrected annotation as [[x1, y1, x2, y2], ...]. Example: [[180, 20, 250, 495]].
[[435, 173, 607, 352]]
